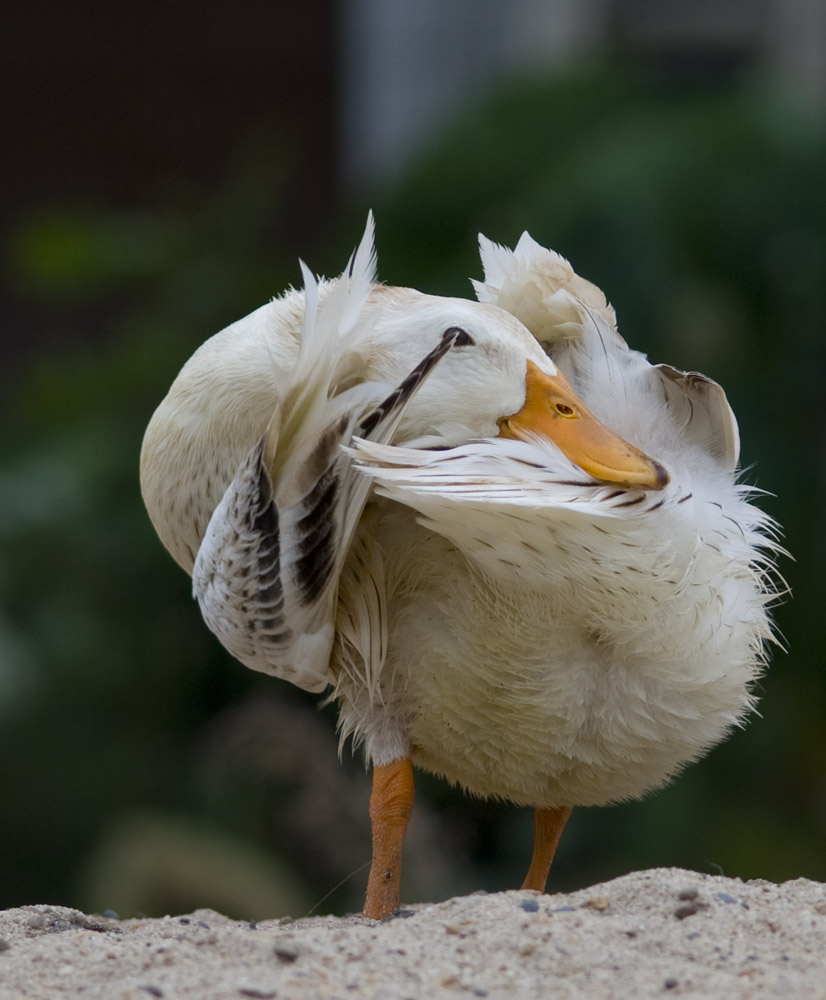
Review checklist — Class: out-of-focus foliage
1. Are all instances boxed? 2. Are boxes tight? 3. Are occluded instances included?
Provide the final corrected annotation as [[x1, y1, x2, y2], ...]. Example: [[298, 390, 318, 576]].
[[1, 70, 823, 918], [0, 159, 320, 916]]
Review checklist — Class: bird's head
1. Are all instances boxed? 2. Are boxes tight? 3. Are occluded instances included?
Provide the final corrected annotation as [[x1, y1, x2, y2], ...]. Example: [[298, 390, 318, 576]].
[[364, 289, 668, 491]]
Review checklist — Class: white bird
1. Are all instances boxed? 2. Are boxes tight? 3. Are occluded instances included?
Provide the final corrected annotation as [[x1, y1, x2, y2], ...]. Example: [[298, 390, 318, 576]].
[[140, 215, 778, 919]]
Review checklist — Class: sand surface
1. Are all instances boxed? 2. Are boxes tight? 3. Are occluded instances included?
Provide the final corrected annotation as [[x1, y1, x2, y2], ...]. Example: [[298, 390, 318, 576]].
[[1, 868, 825, 999]]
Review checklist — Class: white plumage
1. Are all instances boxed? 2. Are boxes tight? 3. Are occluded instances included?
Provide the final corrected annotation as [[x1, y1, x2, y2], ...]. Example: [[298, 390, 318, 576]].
[[140, 215, 779, 917]]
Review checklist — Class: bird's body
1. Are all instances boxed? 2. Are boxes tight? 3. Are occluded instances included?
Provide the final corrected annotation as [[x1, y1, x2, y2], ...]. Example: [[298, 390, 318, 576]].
[[141, 218, 777, 917]]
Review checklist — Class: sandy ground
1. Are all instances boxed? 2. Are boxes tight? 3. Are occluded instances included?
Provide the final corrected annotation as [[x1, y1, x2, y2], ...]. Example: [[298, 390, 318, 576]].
[[1, 868, 825, 999]]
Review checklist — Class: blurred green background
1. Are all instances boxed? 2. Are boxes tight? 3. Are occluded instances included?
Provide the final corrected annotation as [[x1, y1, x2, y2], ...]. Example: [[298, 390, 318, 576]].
[[1, 2, 823, 919]]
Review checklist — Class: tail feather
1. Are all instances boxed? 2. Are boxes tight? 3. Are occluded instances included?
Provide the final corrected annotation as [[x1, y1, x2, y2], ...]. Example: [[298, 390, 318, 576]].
[[475, 229, 744, 477], [269, 213, 378, 478], [337, 209, 378, 337], [473, 231, 623, 350]]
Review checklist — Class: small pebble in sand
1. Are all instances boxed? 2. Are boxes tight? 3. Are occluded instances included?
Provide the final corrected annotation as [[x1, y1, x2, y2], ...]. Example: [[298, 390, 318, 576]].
[[674, 901, 705, 920], [274, 944, 299, 964]]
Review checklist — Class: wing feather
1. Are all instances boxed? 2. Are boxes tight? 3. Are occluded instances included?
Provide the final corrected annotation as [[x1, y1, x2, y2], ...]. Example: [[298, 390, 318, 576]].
[[348, 435, 689, 590], [192, 277, 470, 691]]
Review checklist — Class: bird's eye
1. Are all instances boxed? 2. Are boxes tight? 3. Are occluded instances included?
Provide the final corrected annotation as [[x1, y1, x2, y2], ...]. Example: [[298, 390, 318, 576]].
[[554, 402, 576, 417]]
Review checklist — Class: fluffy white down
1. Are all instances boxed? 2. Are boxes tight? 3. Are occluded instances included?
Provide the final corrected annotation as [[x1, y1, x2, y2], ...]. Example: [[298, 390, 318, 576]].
[[140, 220, 780, 811]]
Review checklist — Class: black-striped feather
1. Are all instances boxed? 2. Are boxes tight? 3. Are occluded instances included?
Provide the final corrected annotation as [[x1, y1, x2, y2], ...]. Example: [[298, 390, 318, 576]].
[[193, 326, 472, 689], [359, 327, 473, 437]]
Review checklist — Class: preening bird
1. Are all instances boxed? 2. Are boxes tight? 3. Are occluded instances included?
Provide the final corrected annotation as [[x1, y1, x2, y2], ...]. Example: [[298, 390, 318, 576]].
[[140, 215, 778, 919]]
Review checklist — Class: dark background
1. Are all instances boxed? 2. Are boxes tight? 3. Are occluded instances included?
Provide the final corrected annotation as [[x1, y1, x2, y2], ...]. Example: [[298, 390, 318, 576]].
[[1, 0, 824, 919]]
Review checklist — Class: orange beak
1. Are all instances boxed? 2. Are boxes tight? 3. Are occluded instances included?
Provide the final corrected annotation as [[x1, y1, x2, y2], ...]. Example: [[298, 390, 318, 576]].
[[498, 360, 669, 490]]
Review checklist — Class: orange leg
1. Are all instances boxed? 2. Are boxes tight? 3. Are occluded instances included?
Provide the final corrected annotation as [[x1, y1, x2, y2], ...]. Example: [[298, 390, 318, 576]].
[[520, 805, 573, 892], [362, 757, 415, 920]]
